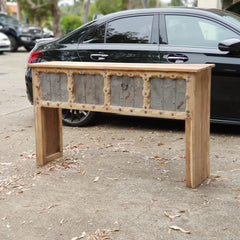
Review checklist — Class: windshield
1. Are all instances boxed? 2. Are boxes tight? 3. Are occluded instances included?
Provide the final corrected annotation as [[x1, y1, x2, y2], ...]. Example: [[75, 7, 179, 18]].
[[0, 14, 19, 25]]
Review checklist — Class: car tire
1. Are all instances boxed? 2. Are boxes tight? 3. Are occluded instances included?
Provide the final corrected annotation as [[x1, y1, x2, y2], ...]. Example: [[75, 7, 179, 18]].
[[8, 35, 18, 52], [62, 109, 95, 127]]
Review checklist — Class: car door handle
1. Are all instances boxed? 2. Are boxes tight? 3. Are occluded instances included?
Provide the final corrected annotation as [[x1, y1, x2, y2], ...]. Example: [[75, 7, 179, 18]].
[[90, 54, 108, 61], [167, 54, 189, 63]]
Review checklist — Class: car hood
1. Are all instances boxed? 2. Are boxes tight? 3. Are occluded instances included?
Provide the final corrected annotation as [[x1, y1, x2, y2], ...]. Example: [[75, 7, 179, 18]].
[[20, 23, 42, 31], [226, 2, 240, 15]]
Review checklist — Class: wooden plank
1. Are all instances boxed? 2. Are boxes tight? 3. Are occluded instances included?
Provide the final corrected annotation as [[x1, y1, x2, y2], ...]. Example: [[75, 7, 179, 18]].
[[150, 78, 186, 112], [40, 73, 68, 102], [74, 74, 104, 105], [40, 73, 51, 101], [28, 61, 214, 73], [111, 76, 143, 108], [175, 79, 186, 112], [163, 78, 176, 111], [150, 78, 164, 110]]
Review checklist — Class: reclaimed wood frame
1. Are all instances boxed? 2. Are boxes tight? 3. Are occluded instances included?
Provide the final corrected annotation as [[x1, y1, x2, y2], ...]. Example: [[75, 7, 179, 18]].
[[29, 62, 214, 188]]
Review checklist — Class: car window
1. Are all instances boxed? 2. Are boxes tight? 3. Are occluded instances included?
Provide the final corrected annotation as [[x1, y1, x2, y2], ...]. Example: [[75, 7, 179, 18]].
[[165, 15, 239, 48], [59, 21, 97, 44], [82, 25, 105, 43], [59, 30, 83, 44], [106, 15, 153, 44]]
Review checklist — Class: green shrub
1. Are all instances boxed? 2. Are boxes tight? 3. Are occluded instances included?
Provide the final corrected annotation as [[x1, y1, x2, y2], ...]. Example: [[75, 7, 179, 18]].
[[60, 14, 82, 34]]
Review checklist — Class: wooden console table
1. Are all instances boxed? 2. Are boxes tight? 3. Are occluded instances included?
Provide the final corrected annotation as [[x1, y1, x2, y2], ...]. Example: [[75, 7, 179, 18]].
[[29, 62, 214, 188]]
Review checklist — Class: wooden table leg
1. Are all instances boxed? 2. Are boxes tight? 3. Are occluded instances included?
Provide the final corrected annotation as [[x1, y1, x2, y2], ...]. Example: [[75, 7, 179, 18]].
[[185, 70, 211, 188], [34, 106, 63, 166]]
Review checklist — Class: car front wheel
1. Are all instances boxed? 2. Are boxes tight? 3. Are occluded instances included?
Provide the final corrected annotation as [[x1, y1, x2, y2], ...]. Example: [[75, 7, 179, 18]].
[[62, 109, 95, 127], [8, 35, 18, 52]]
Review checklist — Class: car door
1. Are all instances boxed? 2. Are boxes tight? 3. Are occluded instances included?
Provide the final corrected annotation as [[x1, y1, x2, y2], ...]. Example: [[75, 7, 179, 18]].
[[159, 13, 240, 124], [77, 14, 160, 63]]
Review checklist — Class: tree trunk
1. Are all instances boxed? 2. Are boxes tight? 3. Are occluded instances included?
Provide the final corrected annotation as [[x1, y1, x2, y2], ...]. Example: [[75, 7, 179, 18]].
[[128, 0, 134, 9], [0, 0, 7, 12], [83, 0, 91, 24], [51, 2, 61, 37], [156, 0, 161, 7], [141, 0, 149, 8], [17, 1, 22, 22]]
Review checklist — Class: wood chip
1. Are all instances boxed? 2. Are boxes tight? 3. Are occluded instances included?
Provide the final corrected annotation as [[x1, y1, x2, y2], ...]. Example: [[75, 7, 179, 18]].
[[164, 211, 181, 220], [93, 176, 100, 182], [169, 225, 191, 234], [71, 232, 86, 240]]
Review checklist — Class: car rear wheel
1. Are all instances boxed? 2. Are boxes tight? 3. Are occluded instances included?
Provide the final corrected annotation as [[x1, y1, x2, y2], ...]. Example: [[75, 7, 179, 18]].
[[62, 109, 95, 127], [8, 35, 18, 52]]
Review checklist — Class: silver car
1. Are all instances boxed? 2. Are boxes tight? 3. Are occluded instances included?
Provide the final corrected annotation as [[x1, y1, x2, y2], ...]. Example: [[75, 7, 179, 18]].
[[0, 32, 10, 53]]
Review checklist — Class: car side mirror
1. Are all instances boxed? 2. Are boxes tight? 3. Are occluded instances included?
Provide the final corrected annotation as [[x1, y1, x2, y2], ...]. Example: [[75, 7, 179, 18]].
[[218, 38, 240, 53]]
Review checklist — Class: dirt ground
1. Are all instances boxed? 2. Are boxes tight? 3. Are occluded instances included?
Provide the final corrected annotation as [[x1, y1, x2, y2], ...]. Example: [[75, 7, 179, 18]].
[[1, 51, 240, 240]]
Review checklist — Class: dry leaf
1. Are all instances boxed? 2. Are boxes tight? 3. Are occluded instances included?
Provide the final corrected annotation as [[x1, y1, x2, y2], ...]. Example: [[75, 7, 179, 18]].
[[169, 225, 191, 234], [157, 163, 167, 166]]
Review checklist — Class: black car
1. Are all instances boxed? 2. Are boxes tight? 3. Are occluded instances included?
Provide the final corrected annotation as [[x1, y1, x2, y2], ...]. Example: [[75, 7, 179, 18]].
[[0, 12, 43, 52], [26, 7, 240, 127]]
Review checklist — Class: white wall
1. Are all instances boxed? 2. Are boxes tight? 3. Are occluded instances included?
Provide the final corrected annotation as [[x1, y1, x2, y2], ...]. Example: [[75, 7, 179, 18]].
[[197, 0, 222, 9]]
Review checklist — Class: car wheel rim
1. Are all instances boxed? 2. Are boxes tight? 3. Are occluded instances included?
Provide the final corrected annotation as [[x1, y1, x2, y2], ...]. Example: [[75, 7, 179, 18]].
[[62, 109, 90, 124]]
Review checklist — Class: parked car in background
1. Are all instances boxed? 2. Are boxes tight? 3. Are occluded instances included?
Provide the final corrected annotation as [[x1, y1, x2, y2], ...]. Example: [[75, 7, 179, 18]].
[[227, 1, 240, 14], [0, 12, 43, 52], [0, 32, 10, 53], [26, 7, 240, 127]]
